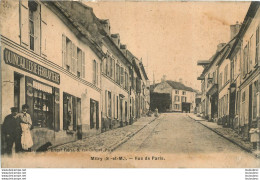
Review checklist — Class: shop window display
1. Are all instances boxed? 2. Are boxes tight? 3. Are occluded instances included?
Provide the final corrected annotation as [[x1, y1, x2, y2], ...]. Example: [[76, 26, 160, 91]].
[[32, 81, 54, 129]]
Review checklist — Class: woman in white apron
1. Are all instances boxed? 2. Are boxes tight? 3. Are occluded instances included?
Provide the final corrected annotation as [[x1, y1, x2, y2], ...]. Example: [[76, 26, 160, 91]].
[[19, 104, 33, 151]]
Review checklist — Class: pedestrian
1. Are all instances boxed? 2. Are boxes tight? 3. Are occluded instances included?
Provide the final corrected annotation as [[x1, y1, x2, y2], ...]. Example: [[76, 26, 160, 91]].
[[18, 104, 33, 152], [2, 107, 22, 155]]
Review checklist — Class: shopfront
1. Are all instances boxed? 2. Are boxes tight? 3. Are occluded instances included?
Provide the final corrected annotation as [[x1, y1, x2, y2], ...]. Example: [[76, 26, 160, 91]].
[[2, 47, 61, 149]]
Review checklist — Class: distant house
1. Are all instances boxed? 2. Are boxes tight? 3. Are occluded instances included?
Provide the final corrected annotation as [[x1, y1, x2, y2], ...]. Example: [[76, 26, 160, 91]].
[[151, 79, 196, 112]]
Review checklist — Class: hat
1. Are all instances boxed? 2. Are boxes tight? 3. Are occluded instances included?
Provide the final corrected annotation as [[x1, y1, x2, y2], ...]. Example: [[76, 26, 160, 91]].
[[22, 104, 29, 109], [10, 107, 18, 112]]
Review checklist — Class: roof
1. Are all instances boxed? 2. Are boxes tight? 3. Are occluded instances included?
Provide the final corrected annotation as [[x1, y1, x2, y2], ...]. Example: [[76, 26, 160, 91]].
[[166, 80, 195, 92], [132, 59, 142, 79], [43, 1, 105, 59], [139, 62, 149, 80], [150, 80, 196, 92], [199, 35, 238, 78], [228, 2, 260, 59]]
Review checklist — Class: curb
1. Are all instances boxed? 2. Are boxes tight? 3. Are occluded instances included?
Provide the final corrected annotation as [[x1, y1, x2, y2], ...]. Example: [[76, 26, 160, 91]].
[[187, 114, 259, 158], [108, 114, 161, 152]]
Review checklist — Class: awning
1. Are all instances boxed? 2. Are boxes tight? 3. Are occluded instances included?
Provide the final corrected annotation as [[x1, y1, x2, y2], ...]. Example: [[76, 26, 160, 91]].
[[33, 81, 53, 94]]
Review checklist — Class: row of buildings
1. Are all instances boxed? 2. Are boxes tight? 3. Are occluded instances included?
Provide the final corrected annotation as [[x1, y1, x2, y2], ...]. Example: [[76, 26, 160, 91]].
[[0, 1, 150, 150], [197, 2, 260, 143]]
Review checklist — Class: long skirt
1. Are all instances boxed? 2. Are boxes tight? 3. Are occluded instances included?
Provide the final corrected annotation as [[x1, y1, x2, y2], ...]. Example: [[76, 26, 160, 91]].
[[21, 124, 33, 150]]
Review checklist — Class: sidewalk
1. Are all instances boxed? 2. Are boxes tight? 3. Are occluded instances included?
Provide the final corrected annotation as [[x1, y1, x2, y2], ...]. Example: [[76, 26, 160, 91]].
[[49, 115, 160, 152], [187, 113, 259, 158]]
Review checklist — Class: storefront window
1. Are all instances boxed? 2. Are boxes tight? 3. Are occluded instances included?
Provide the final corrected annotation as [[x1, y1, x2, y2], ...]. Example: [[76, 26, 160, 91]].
[[32, 81, 54, 129]]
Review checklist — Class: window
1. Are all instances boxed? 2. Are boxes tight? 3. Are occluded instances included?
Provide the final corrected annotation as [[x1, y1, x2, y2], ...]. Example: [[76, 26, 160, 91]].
[[116, 63, 120, 84], [219, 72, 223, 89], [174, 104, 179, 110], [231, 60, 234, 81], [181, 96, 186, 102], [106, 56, 111, 77], [253, 81, 258, 119], [111, 58, 115, 79], [28, 1, 40, 52], [108, 91, 112, 118], [120, 67, 124, 86], [175, 95, 180, 102], [93, 60, 97, 85], [242, 91, 246, 103], [62, 35, 85, 77], [224, 64, 228, 84], [175, 90, 179, 94], [256, 26, 260, 65], [243, 44, 249, 77], [182, 91, 186, 95], [125, 72, 128, 90], [63, 93, 81, 131]]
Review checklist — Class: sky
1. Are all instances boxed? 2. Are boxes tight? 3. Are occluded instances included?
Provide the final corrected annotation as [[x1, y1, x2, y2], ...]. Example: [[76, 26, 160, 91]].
[[84, 1, 250, 91]]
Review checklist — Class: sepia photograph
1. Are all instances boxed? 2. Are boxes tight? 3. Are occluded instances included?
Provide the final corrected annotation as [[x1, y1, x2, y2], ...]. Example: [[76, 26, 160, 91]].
[[0, 0, 260, 170]]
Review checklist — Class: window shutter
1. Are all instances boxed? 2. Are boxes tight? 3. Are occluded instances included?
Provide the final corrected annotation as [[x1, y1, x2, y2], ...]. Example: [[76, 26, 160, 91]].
[[66, 40, 72, 68], [62, 34, 67, 68], [54, 87, 60, 132], [41, 21, 47, 56], [77, 50, 82, 74], [20, 0, 29, 47], [72, 43, 77, 74], [105, 90, 108, 116], [82, 51, 85, 78], [93, 60, 96, 84], [34, 5, 41, 54], [258, 28, 260, 65], [96, 62, 99, 85]]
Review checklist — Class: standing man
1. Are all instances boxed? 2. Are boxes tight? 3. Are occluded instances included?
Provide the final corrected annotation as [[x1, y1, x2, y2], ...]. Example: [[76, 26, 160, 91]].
[[2, 107, 22, 155]]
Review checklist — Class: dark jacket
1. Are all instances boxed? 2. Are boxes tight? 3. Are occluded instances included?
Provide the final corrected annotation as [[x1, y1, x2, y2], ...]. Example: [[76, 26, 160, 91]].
[[2, 114, 22, 137]]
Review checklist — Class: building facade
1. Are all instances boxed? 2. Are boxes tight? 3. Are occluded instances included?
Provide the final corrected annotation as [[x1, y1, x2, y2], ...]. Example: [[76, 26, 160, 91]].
[[151, 79, 196, 113], [197, 2, 260, 146], [0, 1, 150, 150]]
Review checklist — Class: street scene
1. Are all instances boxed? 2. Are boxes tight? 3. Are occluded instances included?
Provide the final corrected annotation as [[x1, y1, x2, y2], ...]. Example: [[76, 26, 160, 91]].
[[0, 1, 260, 168]]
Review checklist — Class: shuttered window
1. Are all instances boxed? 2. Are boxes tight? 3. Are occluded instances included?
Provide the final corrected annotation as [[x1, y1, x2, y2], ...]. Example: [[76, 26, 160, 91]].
[[256, 26, 260, 65], [77, 48, 82, 77], [20, 1, 29, 47], [62, 35, 85, 78], [82, 52, 85, 78]]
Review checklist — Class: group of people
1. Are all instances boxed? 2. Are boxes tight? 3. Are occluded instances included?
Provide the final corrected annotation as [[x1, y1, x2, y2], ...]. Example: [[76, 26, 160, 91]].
[[2, 104, 34, 155]]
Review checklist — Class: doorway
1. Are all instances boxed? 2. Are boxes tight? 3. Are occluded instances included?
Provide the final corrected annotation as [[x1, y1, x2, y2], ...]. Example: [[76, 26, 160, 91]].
[[90, 99, 99, 130], [248, 84, 253, 138]]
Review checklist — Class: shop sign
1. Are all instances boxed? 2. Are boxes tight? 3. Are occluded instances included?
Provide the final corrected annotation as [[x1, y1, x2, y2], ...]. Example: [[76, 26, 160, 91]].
[[4, 48, 60, 84]]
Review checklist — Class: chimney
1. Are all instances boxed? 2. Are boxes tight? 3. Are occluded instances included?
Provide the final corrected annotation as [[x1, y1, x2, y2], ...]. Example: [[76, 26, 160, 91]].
[[161, 75, 166, 82], [111, 33, 120, 47], [179, 78, 183, 84], [230, 21, 241, 40], [216, 43, 226, 52], [120, 44, 127, 55], [100, 19, 110, 35]]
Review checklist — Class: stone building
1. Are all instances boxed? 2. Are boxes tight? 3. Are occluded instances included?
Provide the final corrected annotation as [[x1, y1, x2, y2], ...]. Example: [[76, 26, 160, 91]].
[[0, 1, 150, 150], [151, 78, 196, 113]]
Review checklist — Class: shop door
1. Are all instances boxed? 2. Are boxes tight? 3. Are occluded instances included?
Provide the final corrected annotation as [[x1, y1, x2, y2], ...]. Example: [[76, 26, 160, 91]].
[[249, 84, 253, 137], [125, 101, 127, 122], [90, 99, 97, 129], [229, 91, 236, 128], [90, 100, 94, 129], [120, 99, 123, 121], [96, 101, 99, 129]]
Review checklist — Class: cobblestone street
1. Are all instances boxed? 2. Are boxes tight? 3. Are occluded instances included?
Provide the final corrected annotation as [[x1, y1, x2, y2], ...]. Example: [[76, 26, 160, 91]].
[[50, 116, 158, 152]]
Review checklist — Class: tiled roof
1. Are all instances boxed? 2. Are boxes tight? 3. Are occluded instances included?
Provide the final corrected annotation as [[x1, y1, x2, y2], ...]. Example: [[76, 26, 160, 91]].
[[150, 81, 196, 92], [166, 80, 195, 92]]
